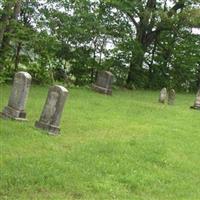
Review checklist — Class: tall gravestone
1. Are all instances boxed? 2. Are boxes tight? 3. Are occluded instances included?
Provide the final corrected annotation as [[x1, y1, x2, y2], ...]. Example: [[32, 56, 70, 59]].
[[0, 71, 32, 120], [168, 89, 176, 105], [159, 87, 168, 104], [92, 71, 113, 95], [191, 89, 200, 110], [35, 85, 68, 135]]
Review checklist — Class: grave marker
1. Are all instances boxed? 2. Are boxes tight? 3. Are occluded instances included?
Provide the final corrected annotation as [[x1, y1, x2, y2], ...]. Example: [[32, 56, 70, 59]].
[[35, 85, 68, 135], [1, 71, 32, 120], [159, 87, 168, 104], [92, 71, 113, 95]]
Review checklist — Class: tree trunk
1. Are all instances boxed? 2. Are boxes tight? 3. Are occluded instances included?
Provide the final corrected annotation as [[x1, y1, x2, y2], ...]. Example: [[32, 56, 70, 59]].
[[0, 1, 15, 71], [148, 40, 157, 88], [91, 48, 96, 83], [196, 63, 200, 89], [126, 62, 135, 89], [0, 1, 14, 46], [0, 0, 22, 60], [91, 67, 95, 83], [126, 51, 145, 89], [126, 38, 146, 89], [13, 0, 22, 20], [0, 0, 21, 45], [14, 42, 22, 72]]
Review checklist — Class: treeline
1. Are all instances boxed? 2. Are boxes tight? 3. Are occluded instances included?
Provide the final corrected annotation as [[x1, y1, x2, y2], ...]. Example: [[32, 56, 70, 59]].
[[0, 0, 199, 91]]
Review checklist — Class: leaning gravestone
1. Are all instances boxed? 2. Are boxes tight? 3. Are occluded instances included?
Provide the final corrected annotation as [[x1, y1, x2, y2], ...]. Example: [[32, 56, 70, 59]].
[[92, 71, 113, 95], [0, 71, 32, 120], [190, 89, 200, 110], [168, 89, 176, 105], [159, 87, 168, 104], [35, 85, 68, 135]]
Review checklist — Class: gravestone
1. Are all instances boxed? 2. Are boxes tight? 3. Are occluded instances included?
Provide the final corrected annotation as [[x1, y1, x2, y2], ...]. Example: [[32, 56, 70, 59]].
[[35, 85, 68, 135], [191, 89, 200, 110], [92, 71, 113, 95], [168, 89, 176, 105], [159, 87, 168, 104], [0, 71, 32, 120]]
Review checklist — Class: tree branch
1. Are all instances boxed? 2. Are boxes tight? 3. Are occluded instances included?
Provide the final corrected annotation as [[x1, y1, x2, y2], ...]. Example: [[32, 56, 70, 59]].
[[145, 1, 186, 45], [168, 1, 185, 17], [125, 12, 139, 29], [145, 0, 156, 9]]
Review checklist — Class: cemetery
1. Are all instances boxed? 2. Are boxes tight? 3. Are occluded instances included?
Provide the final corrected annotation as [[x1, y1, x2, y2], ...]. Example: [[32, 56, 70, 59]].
[[0, 0, 200, 199], [1, 73, 200, 199]]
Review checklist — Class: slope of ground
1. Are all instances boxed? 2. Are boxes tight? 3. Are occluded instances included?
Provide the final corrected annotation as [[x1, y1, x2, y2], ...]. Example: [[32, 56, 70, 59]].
[[0, 85, 200, 200]]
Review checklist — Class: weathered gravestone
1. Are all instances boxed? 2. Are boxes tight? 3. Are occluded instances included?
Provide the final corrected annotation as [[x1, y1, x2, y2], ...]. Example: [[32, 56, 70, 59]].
[[168, 89, 176, 105], [159, 87, 168, 104], [92, 71, 113, 95], [191, 89, 200, 110], [0, 71, 32, 120], [35, 85, 68, 135]]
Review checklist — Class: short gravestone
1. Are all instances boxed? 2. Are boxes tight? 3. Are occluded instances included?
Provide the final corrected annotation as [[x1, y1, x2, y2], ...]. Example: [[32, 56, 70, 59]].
[[191, 89, 200, 110], [92, 71, 113, 95], [0, 71, 32, 120], [168, 89, 176, 105], [159, 87, 168, 104], [35, 85, 68, 135]]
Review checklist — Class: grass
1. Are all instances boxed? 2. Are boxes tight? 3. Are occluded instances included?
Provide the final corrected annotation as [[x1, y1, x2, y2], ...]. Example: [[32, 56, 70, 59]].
[[0, 85, 200, 200]]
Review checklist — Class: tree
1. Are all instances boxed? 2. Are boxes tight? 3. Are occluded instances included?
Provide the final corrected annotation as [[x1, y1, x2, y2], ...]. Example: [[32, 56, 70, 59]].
[[0, 0, 199, 89], [0, 0, 22, 71], [0, 0, 14, 45], [103, 0, 199, 88]]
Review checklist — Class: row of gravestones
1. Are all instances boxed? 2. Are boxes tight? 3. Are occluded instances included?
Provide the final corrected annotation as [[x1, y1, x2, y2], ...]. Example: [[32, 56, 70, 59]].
[[94, 72, 200, 110], [0, 71, 113, 135], [159, 88, 176, 105], [159, 87, 200, 109], [0, 72, 68, 135], [1, 71, 200, 135]]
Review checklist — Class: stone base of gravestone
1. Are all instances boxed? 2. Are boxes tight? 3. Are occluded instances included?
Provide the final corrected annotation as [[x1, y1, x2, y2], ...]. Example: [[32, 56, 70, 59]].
[[92, 84, 112, 95], [35, 121, 60, 135], [0, 106, 27, 121], [190, 100, 200, 109], [190, 105, 200, 110]]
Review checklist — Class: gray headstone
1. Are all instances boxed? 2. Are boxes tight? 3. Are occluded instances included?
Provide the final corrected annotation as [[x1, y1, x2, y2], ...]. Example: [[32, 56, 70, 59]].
[[92, 71, 113, 95], [35, 85, 68, 135], [168, 89, 176, 105], [1, 71, 32, 120], [191, 89, 200, 110], [159, 87, 168, 104]]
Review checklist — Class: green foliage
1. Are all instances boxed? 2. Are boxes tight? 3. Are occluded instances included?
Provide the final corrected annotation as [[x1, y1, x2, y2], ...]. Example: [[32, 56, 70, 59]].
[[150, 30, 200, 91], [0, 0, 199, 90]]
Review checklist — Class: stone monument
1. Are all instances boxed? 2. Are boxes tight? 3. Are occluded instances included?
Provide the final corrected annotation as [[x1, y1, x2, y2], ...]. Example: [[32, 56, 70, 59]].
[[1, 71, 32, 120], [35, 85, 68, 135], [168, 89, 176, 105], [159, 87, 168, 104], [92, 71, 113, 95], [191, 89, 200, 110]]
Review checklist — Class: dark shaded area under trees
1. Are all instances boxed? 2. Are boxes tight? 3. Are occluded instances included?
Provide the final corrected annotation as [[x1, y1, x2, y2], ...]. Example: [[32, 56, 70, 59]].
[[0, 0, 199, 91]]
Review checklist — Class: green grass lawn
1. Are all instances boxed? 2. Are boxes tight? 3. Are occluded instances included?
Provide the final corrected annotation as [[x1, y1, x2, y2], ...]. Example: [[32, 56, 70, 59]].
[[0, 85, 200, 200]]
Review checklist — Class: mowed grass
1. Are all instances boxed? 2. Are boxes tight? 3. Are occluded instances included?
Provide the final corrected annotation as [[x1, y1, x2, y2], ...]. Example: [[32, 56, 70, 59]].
[[0, 85, 200, 200]]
